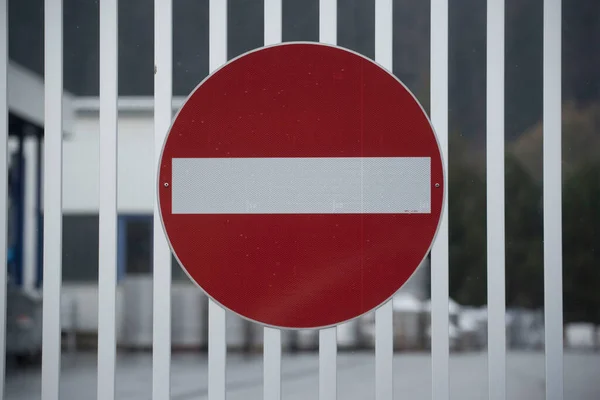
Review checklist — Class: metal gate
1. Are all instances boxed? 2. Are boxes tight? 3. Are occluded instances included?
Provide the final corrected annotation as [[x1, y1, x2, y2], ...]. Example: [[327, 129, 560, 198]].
[[0, 0, 564, 399]]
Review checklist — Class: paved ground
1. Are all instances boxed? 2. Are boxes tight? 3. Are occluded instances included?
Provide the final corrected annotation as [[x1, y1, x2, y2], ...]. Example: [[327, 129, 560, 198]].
[[5, 350, 600, 399]]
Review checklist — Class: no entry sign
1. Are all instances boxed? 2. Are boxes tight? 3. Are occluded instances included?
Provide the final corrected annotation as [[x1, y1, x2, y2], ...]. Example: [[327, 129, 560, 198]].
[[158, 43, 444, 329]]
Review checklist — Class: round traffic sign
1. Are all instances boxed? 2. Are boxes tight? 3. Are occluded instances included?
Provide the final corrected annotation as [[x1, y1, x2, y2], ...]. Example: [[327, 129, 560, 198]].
[[158, 42, 444, 329]]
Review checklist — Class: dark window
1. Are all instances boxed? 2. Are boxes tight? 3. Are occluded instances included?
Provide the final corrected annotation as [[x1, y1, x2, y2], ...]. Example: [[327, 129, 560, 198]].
[[124, 217, 152, 275], [120, 215, 192, 282], [60, 214, 191, 283], [62, 214, 99, 282]]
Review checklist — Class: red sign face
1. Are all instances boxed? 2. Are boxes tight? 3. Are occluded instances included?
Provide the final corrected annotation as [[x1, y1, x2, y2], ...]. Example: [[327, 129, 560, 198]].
[[158, 43, 444, 329]]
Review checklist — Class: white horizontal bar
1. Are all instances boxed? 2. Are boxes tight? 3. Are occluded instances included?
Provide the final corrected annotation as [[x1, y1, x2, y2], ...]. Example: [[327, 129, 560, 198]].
[[152, 0, 172, 398], [430, 0, 449, 398], [71, 96, 187, 112], [171, 157, 431, 214], [0, 0, 7, 395], [543, 0, 564, 398], [42, 0, 64, 399], [97, 0, 118, 398]]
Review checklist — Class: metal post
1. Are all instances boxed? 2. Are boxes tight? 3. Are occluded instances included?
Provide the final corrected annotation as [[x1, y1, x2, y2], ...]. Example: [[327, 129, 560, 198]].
[[264, 1, 283, 399], [208, 1, 228, 400], [543, 0, 564, 398], [487, 0, 507, 398], [375, 1, 394, 399], [153, 0, 173, 398], [41, 0, 64, 399], [318, 1, 338, 399], [430, 0, 450, 398], [97, 0, 119, 397]]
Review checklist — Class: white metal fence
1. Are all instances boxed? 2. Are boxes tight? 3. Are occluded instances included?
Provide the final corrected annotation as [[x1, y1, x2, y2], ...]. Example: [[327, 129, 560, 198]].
[[0, 0, 563, 399]]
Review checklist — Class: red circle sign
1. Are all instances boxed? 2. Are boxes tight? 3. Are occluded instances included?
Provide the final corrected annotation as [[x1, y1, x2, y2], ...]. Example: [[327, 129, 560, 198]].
[[158, 43, 444, 329]]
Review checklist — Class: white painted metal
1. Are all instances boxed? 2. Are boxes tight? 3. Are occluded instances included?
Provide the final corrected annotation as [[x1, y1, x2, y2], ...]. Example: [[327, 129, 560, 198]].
[[319, 328, 337, 400], [171, 157, 431, 214], [0, 0, 7, 396], [208, 1, 228, 400], [375, 0, 393, 72], [209, 0, 228, 73], [264, 0, 282, 46], [263, 327, 281, 400], [543, 0, 564, 399], [97, 0, 119, 398], [153, 0, 173, 398], [208, 300, 227, 400], [318, 1, 337, 399], [430, 0, 450, 399], [487, 0, 506, 399], [42, 0, 64, 399], [264, 1, 282, 399], [374, 0, 394, 399], [319, 0, 337, 46], [375, 302, 393, 400]]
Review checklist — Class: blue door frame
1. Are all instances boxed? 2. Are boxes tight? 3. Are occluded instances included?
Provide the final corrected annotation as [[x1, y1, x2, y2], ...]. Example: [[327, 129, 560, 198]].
[[7, 134, 25, 287]]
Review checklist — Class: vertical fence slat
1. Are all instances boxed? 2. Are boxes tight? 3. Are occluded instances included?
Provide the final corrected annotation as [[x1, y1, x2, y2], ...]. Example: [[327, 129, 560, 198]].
[[264, 0, 282, 45], [375, 302, 393, 400], [319, 328, 337, 400], [263, 1, 282, 398], [543, 0, 563, 399], [319, 0, 337, 45], [153, 0, 173, 398], [318, 1, 337, 399], [374, 0, 393, 399], [487, 0, 506, 399], [42, 0, 64, 399], [430, 0, 449, 398], [208, 300, 227, 400], [208, 1, 227, 400], [263, 327, 281, 400], [97, 0, 118, 398], [0, 0, 7, 396]]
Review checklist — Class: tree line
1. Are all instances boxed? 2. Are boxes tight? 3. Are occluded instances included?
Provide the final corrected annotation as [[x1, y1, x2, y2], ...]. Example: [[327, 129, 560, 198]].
[[446, 102, 600, 326]]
